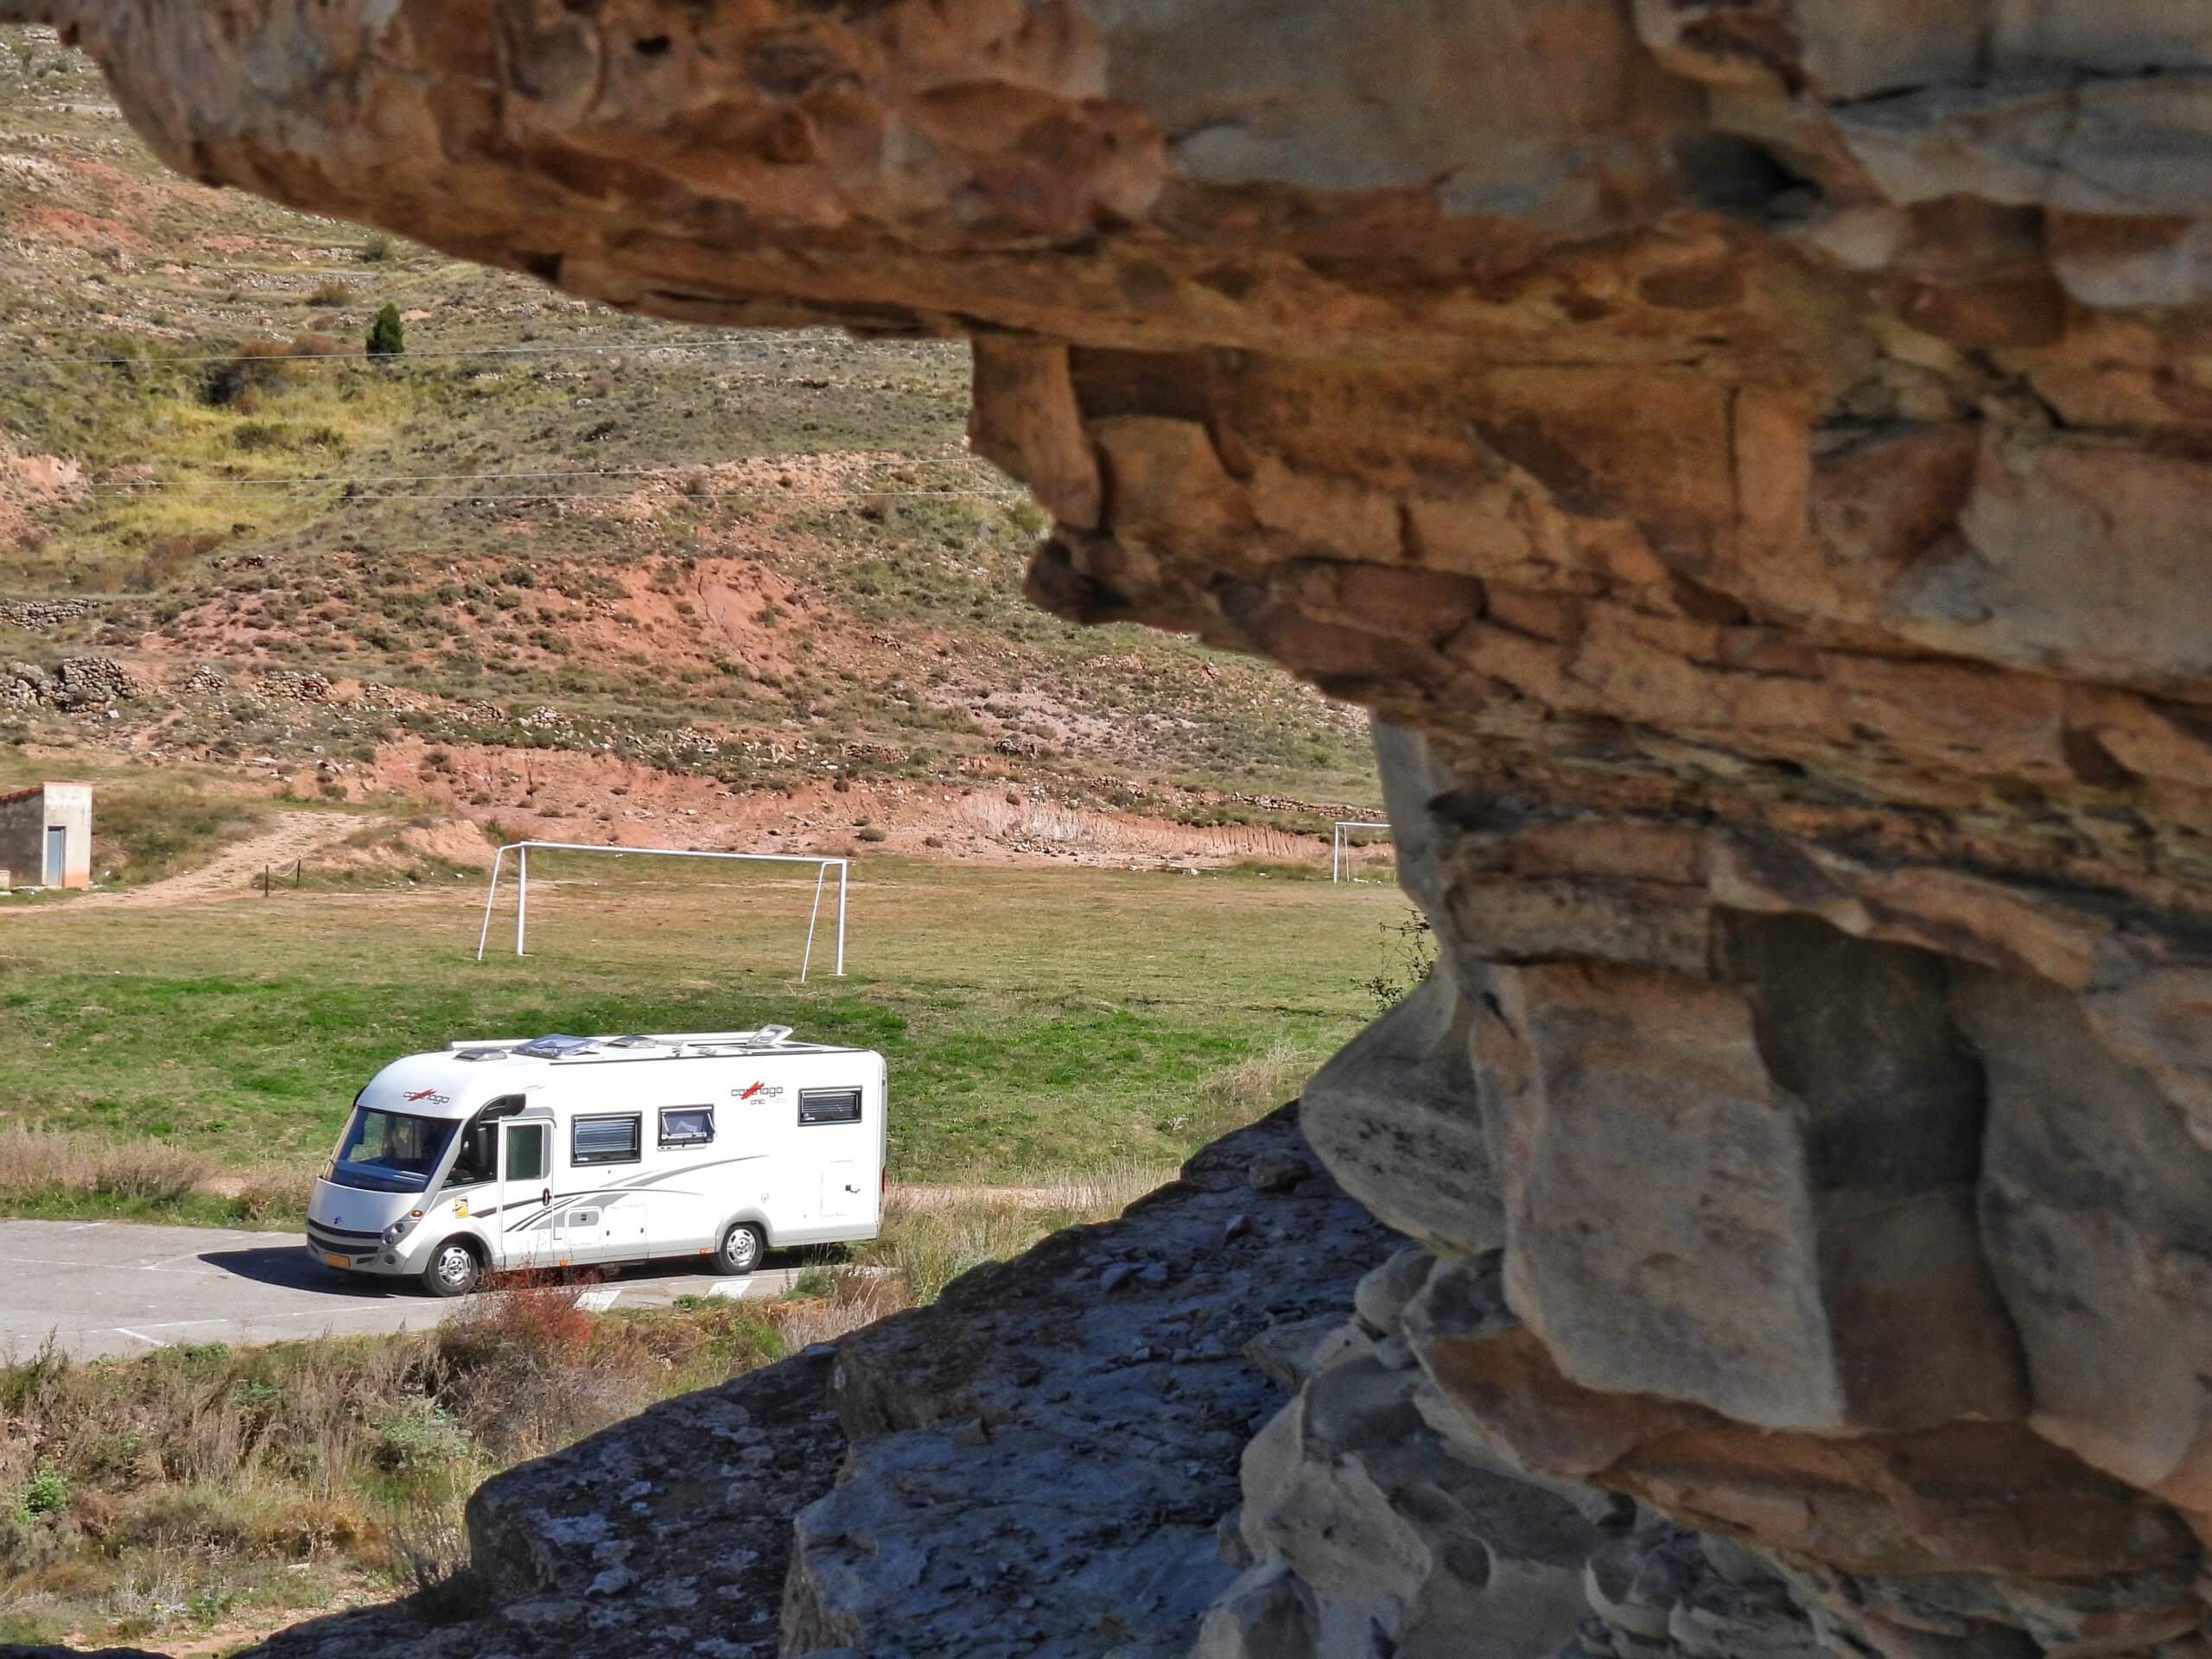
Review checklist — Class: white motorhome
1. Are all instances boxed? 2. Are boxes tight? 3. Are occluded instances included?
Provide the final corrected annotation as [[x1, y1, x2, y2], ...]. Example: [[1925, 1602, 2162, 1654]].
[[305, 1028, 886, 1296]]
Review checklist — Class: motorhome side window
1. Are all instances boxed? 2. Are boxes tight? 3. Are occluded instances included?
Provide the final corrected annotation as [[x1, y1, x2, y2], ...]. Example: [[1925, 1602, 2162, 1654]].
[[505, 1122, 550, 1183], [449, 1096, 523, 1185], [798, 1088, 862, 1126], [658, 1106, 714, 1147], [572, 1114, 642, 1166]]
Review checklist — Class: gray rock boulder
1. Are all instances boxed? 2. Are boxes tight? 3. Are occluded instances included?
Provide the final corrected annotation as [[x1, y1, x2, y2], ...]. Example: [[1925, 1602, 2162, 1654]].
[[784, 1106, 1402, 1657]]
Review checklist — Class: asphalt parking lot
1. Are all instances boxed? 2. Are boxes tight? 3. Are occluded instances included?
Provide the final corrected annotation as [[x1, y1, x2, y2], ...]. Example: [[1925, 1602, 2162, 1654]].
[[0, 1217, 801, 1359]]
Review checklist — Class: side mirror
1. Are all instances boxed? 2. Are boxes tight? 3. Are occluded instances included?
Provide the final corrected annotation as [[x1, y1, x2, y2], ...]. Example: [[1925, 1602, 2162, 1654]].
[[468, 1123, 495, 1171]]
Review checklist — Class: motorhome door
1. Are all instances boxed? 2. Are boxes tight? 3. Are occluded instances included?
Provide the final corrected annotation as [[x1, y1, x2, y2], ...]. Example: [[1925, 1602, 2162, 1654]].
[[498, 1118, 556, 1268]]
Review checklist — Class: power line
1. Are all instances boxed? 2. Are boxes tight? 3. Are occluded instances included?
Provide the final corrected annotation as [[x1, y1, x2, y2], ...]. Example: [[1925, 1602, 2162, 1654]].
[[0, 338, 953, 368], [80, 457, 995, 490], [76, 485, 1024, 505]]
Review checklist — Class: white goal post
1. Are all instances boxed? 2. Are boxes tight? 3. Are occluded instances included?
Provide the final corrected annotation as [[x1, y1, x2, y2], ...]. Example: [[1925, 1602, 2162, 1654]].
[[474, 840, 848, 980], [1331, 820, 1394, 884]]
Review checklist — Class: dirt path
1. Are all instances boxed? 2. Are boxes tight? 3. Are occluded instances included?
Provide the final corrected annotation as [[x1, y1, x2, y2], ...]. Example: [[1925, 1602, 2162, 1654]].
[[69, 808, 363, 909]]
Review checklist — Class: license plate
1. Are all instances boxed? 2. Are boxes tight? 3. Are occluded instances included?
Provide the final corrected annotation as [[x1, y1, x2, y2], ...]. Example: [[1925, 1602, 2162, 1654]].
[[322, 1251, 350, 1268]]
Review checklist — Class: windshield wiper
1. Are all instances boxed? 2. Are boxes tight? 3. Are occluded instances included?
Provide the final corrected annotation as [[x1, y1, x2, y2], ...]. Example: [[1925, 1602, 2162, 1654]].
[[332, 1165, 423, 1193]]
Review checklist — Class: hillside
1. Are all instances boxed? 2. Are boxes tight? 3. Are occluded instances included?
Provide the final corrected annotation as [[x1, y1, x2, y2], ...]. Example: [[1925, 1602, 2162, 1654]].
[[0, 28, 1380, 885]]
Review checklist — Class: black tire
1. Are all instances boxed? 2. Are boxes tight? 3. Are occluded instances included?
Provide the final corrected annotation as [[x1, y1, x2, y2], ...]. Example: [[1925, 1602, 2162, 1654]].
[[713, 1221, 766, 1278], [421, 1238, 484, 1298]]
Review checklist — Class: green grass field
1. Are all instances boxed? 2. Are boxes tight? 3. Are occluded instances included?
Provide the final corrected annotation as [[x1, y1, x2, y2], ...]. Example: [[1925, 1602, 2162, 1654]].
[[0, 835, 1413, 1647], [0, 854, 1412, 1217]]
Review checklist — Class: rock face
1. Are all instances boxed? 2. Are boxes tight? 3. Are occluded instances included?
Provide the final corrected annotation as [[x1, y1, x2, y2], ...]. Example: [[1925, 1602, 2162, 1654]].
[[236, 1343, 846, 1659], [783, 1109, 1399, 1656], [22, 2, 2212, 1655]]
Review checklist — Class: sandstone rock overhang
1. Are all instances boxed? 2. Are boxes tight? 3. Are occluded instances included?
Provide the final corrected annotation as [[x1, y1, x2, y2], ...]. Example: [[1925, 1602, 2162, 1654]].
[[20, 4, 2212, 1656]]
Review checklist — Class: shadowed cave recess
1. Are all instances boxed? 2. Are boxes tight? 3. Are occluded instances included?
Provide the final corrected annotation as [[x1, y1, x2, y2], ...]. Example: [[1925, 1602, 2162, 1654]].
[[15, 1, 2212, 1656]]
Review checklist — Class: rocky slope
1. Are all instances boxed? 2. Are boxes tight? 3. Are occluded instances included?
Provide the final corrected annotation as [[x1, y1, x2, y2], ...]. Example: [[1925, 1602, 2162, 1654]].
[[0, 39, 1377, 858], [14, 3, 2212, 1657]]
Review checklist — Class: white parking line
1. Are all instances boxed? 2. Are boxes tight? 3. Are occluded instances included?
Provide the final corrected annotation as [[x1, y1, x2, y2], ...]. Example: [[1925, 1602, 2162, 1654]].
[[139, 1259, 251, 1274], [0, 1254, 124, 1268], [111, 1327, 171, 1348], [137, 1240, 260, 1272]]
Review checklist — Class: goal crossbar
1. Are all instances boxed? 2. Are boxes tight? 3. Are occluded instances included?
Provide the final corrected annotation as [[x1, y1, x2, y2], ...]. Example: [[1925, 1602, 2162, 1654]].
[[1331, 820, 1394, 884], [474, 841, 848, 980]]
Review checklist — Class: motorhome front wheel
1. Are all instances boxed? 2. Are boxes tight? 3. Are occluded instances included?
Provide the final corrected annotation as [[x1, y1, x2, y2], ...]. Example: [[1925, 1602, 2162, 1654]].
[[423, 1240, 483, 1298]]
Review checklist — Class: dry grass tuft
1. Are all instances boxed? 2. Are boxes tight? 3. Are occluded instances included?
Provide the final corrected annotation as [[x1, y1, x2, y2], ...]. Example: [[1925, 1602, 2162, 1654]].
[[0, 1123, 214, 1206], [1035, 1156, 1179, 1217], [0, 1279, 786, 1647], [767, 1267, 913, 1348], [861, 1166, 1164, 1306], [0, 1127, 316, 1225], [222, 1163, 316, 1224], [1181, 1039, 1318, 1143]]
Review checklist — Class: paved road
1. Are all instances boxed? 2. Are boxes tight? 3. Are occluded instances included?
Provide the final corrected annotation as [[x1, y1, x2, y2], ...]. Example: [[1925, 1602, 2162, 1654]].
[[0, 1218, 804, 1359]]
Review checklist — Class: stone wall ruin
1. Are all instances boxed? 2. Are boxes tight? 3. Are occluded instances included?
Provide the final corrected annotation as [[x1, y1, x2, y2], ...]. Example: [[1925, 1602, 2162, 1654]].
[[16, 2, 2212, 1655]]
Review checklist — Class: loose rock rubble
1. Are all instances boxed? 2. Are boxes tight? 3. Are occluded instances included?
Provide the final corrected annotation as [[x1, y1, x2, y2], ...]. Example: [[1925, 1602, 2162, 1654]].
[[248, 668, 331, 705], [2, 655, 137, 710], [0, 598, 96, 630]]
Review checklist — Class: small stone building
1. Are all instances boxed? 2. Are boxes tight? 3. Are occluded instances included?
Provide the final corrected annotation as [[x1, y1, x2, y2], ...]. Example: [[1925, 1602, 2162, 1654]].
[[0, 782, 92, 889]]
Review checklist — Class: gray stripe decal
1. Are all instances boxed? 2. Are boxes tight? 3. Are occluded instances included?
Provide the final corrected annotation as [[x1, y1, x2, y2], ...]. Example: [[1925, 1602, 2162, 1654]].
[[495, 1155, 766, 1232]]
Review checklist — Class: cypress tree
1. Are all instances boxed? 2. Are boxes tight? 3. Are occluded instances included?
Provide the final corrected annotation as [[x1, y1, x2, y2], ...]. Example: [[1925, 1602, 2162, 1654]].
[[365, 302, 405, 359]]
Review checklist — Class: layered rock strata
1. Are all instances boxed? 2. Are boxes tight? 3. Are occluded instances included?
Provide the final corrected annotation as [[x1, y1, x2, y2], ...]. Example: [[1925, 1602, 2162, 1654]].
[[19, 2, 2212, 1655]]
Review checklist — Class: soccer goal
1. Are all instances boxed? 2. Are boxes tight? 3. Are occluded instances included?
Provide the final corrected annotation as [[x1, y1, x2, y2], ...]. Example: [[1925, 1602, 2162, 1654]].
[[474, 841, 849, 980], [1331, 820, 1395, 884]]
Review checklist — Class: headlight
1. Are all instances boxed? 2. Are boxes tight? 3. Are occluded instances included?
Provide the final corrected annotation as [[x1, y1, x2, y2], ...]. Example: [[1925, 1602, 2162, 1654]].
[[382, 1211, 422, 1244]]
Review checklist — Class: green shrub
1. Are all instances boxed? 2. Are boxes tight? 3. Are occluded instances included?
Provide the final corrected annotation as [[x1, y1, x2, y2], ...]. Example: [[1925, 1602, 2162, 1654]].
[[17, 1465, 69, 1521], [203, 337, 296, 407], [1357, 913, 1436, 1015], [787, 1264, 837, 1299], [372, 1400, 474, 1480], [366, 302, 405, 359]]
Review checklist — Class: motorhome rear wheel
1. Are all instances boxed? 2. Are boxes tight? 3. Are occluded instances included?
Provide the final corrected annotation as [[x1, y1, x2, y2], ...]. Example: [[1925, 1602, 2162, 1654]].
[[715, 1221, 766, 1277]]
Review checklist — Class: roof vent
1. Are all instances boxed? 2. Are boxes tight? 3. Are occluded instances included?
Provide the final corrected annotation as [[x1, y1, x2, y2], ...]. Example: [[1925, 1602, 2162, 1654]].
[[454, 1046, 511, 1063], [756, 1024, 793, 1046], [607, 1034, 662, 1049], [516, 1034, 598, 1059]]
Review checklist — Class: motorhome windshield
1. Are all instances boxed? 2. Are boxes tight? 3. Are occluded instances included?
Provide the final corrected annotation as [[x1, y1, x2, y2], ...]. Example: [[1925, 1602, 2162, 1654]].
[[329, 1108, 457, 1193]]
